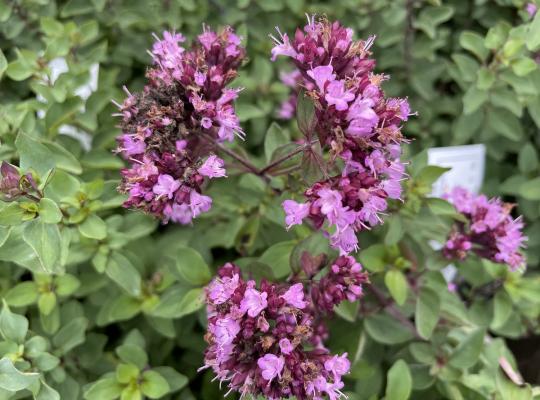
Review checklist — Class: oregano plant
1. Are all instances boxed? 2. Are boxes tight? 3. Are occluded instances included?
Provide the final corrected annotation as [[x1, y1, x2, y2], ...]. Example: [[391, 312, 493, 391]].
[[0, 3, 539, 400]]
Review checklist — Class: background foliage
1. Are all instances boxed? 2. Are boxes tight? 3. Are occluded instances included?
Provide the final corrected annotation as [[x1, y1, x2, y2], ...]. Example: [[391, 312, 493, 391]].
[[0, 0, 540, 399]]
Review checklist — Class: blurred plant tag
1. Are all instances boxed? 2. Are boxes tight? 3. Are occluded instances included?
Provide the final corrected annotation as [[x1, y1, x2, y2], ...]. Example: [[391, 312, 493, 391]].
[[427, 144, 486, 282], [427, 144, 486, 196]]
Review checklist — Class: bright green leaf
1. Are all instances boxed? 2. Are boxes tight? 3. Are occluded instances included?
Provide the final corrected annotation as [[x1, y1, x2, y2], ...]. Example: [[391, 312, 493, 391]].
[[385, 359, 412, 400]]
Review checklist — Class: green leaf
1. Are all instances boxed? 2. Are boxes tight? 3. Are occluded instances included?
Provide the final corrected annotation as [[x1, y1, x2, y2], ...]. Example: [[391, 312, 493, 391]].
[[518, 143, 539, 173], [83, 377, 123, 400], [141, 370, 170, 399], [236, 103, 264, 121], [55, 274, 80, 296], [476, 67, 495, 90], [60, 0, 95, 17], [485, 23, 509, 49], [0, 357, 39, 392], [359, 244, 386, 272], [22, 220, 62, 274], [459, 31, 489, 61], [413, 6, 453, 39], [334, 300, 359, 322], [152, 367, 187, 394], [384, 216, 403, 246], [150, 287, 204, 319], [264, 122, 289, 162], [117, 363, 139, 384], [79, 214, 107, 240], [296, 89, 315, 136], [511, 58, 537, 77], [120, 386, 141, 400], [503, 39, 524, 59], [0, 301, 28, 343], [0, 203, 25, 226], [416, 166, 450, 186], [166, 247, 211, 286], [451, 54, 479, 83], [106, 252, 141, 296], [6, 60, 34, 81], [384, 270, 408, 306], [385, 359, 412, 400], [53, 317, 87, 354], [487, 108, 523, 141], [415, 287, 440, 339], [426, 198, 460, 218], [289, 232, 332, 273], [38, 198, 62, 224], [45, 170, 80, 200], [463, 86, 488, 114], [449, 328, 485, 369], [364, 313, 414, 344], [16, 132, 82, 176], [519, 178, 540, 200], [116, 344, 148, 369], [491, 290, 513, 330], [38, 292, 57, 315], [35, 380, 61, 400], [527, 11, 540, 51], [259, 241, 296, 278], [5, 281, 39, 307], [0, 49, 7, 79]]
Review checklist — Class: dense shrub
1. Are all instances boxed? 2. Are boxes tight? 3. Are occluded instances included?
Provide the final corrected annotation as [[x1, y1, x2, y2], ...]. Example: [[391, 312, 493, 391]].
[[0, 1, 539, 399]]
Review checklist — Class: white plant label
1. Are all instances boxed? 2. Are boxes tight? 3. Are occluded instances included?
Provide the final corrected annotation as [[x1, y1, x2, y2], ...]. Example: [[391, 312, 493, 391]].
[[427, 144, 486, 282], [427, 144, 486, 197]]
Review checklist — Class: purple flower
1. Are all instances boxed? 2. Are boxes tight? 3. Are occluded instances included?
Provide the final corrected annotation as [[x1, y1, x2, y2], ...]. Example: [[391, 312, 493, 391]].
[[121, 134, 146, 156], [280, 283, 307, 309], [443, 187, 527, 270], [269, 28, 297, 61], [207, 273, 240, 305], [202, 263, 361, 399], [212, 317, 241, 346], [198, 155, 227, 178], [240, 286, 268, 317], [153, 174, 180, 199], [325, 81, 355, 111], [307, 65, 336, 91], [257, 354, 284, 384], [117, 26, 245, 224], [330, 226, 359, 255], [316, 188, 343, 217], [282, 200, 310, 229], [278, 338, 294, 355], [274, 18, 412, 255], [189, 191, 212, 218], [164, 203, 192, 224], [324, 353, 350, 380], [527, 2, 537, 17]]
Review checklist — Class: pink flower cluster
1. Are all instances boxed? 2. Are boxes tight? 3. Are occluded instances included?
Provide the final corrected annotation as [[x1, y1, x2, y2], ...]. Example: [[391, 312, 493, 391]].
[[273, 17, 410, 255], [116, 27, 245, 223], [202, 257, 368, 399], [443, 187, 527, 270]]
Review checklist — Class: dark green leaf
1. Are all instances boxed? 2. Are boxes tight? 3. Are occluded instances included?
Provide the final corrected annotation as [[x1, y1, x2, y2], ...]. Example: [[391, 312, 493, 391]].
[[166, 247, 211, 286], [22, 219, 62, 274]]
